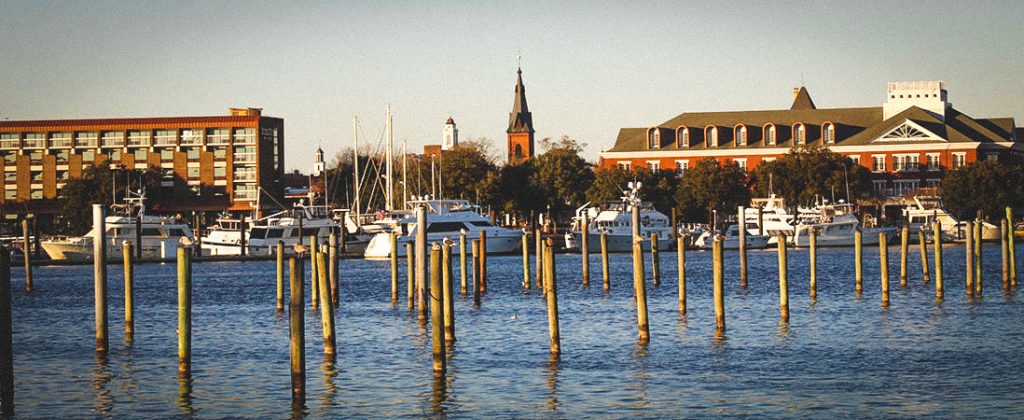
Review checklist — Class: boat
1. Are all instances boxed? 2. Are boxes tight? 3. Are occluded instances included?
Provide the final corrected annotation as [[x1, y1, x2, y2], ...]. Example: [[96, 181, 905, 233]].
[[363, 198, 521, 259], [903, 196, 1000, 242], [745, 194, 796, 244], [792, 203, 897, 247], [199, 213, 247, 256], [694, 224, 770, 250], [41, 192, 194, 261], [563, 182, 674, 253], [240, 202, 369, 256]]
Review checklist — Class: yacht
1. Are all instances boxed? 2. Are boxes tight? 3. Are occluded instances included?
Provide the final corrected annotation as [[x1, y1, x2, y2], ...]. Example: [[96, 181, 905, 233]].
[[745, 194, 795, 244], [563, 182, 674, 253], [694, 224, 770, 250], [41, 193, 194, 261], [199, 213, 247, 256], [792, 203, 897, 247], [363, 199, 521, 259], [903, 196, 1000, 242]]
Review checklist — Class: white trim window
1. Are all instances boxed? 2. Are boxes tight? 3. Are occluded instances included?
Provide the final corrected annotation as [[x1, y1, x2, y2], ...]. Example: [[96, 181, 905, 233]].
[[646, 161, 660, 172], [873, 180, 888, 196], [706, 126, 718, 147], [952, 152, 966, 169], [678, 128, 690, 148], [823, 122, 835, 144], [735, 125, 747, 146], [894, 179, 920, 196], [647, 129, 659, 149], [674, 160, 689, 176], [794, 123, 806, 145], [764, 124, 777, 146], [872, 155, 887, 172], [848, 155, 861, 166], [734, 158, 748, 172], [926, 153, 941, 171], [618, 161, 631, 171], [893, 154, 919, 172]]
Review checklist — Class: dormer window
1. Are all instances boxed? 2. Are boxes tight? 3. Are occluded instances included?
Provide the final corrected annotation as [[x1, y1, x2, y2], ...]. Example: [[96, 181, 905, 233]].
[[677, 127, 689, 148], [705, 126, 718, 147], [823, 122, 835, 144], [794, 123, 806, 145], [764, 124, 777, 146], [735, 125, 747, 146], [647, 128, 659, 149]]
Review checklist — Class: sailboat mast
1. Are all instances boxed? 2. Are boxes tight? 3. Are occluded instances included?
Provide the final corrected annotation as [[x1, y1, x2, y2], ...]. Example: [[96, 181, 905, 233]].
[[402, 139, 408, 209], [386, 104, 394, 212], [353, 116, 360, 222]]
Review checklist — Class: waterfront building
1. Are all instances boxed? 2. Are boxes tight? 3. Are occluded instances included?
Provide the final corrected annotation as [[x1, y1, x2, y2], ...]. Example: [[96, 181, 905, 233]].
[[599, 81, 1023, 200], [0, 107, 284, 216], [507, 67, 535, 164]]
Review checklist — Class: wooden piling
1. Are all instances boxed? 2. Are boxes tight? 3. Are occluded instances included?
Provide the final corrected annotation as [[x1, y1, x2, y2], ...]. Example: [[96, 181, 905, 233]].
[[966, 220, 975, 296], [713, 237, 725, 332], [310, 236, 319, 309], [429, 245, 447, 374], [22, 219, 31, 293], [758, 207, 764, 236], [460, 233, 468, 295], [934, 221, 944, 300], [535, 228, 543, 289], [479, 230, 487, 294], [1002, 219, 1010, 290], [900, 225, 909, 287], [809, 229, 817, 300], [778, 234, 789, 322], [93, 204, 108, 354], [316, 251, 336, 358], [880, 231, 889, 305], [177, 245, 192, 378], [122, 241, 134, 341], [288, 256, 306, 405], [581, 213, 590, 286], [442, 242, 455, 343], [276, 241, 284, 311], [632, 206, 650, 342], [390, 233, 398, 303], [472, 239, 481, 307], [329, 231, 339, 307], [919, 228, 931, 282], [544, 239, 560, 355], [416, 206, 428, 322], [854, 228, 863, 294], [601, 232, 610, 292], [522, 232, 530, 289], [671, 207, 678, 240], [651, 232, 661, 287], [975, 220, 983, 296], [739, 206, 747, 288], [677, 235, 687, 315], [406, 243, 415, 310], [1008, 207, 1017, 287], [1, 247, 14, 417]]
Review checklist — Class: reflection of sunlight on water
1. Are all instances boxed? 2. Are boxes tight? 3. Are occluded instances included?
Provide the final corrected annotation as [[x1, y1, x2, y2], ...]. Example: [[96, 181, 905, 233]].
[[91, 353, 113, 415], [177, 376, 195, 415], [546, 353, 560, 412], [320, 357, 337, 412], [430, 372, 447, 415]]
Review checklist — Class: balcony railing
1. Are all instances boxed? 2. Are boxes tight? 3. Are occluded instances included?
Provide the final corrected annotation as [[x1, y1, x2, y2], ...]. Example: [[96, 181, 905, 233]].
[[0, 140, 20, 149], [100, 137, 124, 148], [127, 137, 150, 147], [233, 171, 257, 181], [154, 136, 176, 146], [180, 136, 203, 146], [207, 134, 230, 145], [233, 134, 256, 145], [23, 139, 45, 149], [49, 138, 73, 148], [233, 154, 256, 164], [233, 189, 258, 200]]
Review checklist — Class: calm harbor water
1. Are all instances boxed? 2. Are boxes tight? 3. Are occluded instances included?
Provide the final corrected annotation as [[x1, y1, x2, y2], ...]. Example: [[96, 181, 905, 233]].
[[7, 243, 1024, 418]]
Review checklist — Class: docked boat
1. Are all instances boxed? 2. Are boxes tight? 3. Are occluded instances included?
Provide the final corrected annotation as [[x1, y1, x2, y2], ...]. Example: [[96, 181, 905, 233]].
[[694, 224, 770, 250], [744, 194, 796, 244], [792, 203, 897, 247], [41, 193, 194, 262], [563, 182, 674, 253], [363, 198, 521, 259], [903, 196, 1000, 242], [199, 213, 247, 256]]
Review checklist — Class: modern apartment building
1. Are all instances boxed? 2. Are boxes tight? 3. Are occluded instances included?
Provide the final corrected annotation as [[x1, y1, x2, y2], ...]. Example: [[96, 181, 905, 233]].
[[0, 108, 283, 216]]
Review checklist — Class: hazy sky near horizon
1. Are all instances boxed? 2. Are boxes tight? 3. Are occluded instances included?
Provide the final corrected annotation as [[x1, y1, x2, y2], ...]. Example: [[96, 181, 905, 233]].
[[2, 1, 1022, 170]]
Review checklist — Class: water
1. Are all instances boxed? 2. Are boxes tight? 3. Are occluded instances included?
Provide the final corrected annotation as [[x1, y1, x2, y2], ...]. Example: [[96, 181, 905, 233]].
[[6, 243, 1024, 418]]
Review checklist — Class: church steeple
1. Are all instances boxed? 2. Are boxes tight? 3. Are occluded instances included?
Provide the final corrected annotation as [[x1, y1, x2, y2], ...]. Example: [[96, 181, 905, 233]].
[[507, 67, 535, 163]]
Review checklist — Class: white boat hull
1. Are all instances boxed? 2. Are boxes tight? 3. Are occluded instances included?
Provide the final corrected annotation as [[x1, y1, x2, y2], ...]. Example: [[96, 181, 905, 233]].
[[792, 226, 898, 247], [696, 235, 770, 250], [564, 231, 673, 253], [42, 237, 181, 261], [364, 231, 520, 259]]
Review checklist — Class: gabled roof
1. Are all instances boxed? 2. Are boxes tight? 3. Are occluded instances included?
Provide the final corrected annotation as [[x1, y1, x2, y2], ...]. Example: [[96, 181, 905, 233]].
[[791, 86, 816, 110]]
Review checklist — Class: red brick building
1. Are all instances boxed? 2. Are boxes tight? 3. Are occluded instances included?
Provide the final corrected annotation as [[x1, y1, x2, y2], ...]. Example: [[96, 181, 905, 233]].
[[599, 81, 1022, 199], [507, 67, 535, 164]]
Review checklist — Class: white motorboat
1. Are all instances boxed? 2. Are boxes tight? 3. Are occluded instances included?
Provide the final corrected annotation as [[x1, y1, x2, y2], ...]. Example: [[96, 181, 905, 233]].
[[363, 199, 521, 259], [792, 203, 897, 247], [199, 214, 247, 256], [694, 224, 770, 250], [745, 194, 795, 244], [41, 192, 194, 261], [563, 182, 674, 253], [903, 196, 1000, 242], [243, 203, 370, 256]]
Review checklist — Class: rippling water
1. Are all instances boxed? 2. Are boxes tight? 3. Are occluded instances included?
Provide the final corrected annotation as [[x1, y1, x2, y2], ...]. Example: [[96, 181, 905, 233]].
[[7, 242, 1024, 418]]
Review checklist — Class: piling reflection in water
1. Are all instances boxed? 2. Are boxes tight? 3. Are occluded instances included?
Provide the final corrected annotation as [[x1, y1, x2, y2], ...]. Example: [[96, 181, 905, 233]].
[[91, 353, 113, 415]]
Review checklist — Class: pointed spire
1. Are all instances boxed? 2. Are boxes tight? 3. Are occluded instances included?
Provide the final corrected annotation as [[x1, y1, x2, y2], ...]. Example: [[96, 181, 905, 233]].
[[791, 86, 816, 110], [508, 67, 534, 133]]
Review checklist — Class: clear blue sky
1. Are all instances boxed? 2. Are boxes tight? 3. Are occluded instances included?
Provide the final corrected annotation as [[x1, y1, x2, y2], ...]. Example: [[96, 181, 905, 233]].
[[2, 1, 1022, 170]]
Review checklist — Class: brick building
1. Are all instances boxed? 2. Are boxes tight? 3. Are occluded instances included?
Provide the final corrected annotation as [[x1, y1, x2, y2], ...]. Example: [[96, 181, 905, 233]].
[[0, 107, 284, 216], [507, 67, 535, 164], [600, 81, 1023, 200]]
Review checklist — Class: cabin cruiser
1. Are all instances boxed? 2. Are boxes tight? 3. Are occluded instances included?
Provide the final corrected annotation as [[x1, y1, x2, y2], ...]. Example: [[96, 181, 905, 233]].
[[563, 182, 674, 252], [363, 199, 521, 259], [745, 195, 795, 244], [41, 193, 194, 261], [903, 196, 1000, 242], [199, 214, 247, 256], [792, 203, 897, 247], [694, 224, 770, 250]]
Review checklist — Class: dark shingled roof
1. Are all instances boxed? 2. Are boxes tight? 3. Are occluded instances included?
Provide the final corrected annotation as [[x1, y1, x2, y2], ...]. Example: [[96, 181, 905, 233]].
[[507, 68, 534, 133], [791, 87, 816, 110]]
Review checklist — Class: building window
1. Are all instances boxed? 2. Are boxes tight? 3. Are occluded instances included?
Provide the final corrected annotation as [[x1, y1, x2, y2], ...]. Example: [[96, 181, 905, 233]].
[[646, 161, 659, 171], [53, 150, 70, 164], [873, 180, 888, 196], [926, 153, 940, 171], [926, 179, 941, 188], [823, 123, 835, 144], [618, 161, 631, 171], [987, 153, 999, 162], [647, 129, 659, 149], [56, 170, 69, 181], [75, 132, 98, 148], [185, 147, 200, 161], [214, 167, 226, 178], [233, 128, 256, 144], [735, 125, 747, 146], [514, 144, 523, 157], [154, 130, 176, 146], [894, 154, 919, 172], [953, 153, 966, 169], [4, 190, 16, 200], [872, 155, 886, 172], [28, 150, 43, 164], [160, 148, 174, 162], [734, 158, 748, 172], [4, 172, 16, 182], [49, 132, 73, 148], [2, 152, 15, 164], [848, 155, 860, 166], [705, 126, 718, 147], [134, 149, 148, 162], [127, 130, 149, 147], [24, 133, 45, 149], [233, 146, 256, 163], [675, 160, 688, 176], [181, 129, 203, 146], [894, 180, 920, 196], [677, 128, 689, 148], [207, 128, 231, 144], [110, 149, 121, 162], [187, 166, 200, 179], [0, 133, 18, 149], [213, 147, 227, 160], [82, 150, 96, 163], [764, 124, 776, 146], [30, 190, 43, 199], [794, 123, 806, 145], [100, 131, 124, 148]]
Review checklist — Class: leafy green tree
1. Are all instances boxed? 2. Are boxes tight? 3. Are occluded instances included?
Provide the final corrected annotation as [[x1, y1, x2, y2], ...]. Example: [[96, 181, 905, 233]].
[[942, 159, 1024, 220], [58, 160, 163, 235], [587, 166, 631, 205], [530, 137, 595, 220], [675, 158, 751, 223], [494, 161, 543, 217], [751, 145, 872, 210], [587, 166, 679, 213], [439, 146, 497, 201]]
